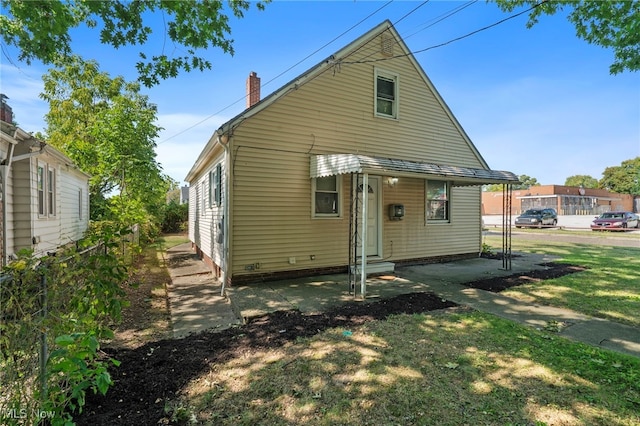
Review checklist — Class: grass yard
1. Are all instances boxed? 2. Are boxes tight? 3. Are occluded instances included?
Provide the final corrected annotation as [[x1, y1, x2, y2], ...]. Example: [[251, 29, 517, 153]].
[[484, 236, 640, 328], [175, 310, 640, 425]]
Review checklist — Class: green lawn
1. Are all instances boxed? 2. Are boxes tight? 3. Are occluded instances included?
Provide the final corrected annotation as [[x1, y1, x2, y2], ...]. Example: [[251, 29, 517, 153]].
[[173, 311, 640, 426], [165, 237, 640, 425], [484, 236, 640, 328], [156, 233, 190, 249]]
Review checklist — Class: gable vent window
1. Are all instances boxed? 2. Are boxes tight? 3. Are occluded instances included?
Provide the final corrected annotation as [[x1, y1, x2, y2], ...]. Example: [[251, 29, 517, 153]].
[[381, 33, 394, 57], [375, 68, 398, 119]]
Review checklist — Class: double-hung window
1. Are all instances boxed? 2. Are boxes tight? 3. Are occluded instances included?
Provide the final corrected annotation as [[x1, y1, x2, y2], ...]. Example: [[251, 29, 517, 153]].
[[313, 175, 341, 217], [37, 165, 46, 216], [375, 68, 398, 119], [426, 180, 450, 222], [37, 163, 56, 217], [48, 168, 56, 216]]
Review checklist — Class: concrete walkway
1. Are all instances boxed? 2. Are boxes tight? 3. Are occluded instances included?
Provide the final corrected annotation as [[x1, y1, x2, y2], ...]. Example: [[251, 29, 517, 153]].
[[164, 243, 640, 358], [164, 244, 240, 338]]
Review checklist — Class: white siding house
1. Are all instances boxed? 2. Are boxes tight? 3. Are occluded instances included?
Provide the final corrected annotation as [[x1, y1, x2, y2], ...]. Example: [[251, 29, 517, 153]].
[[186, 21, 518, 287], [0, 121, 90, 264]]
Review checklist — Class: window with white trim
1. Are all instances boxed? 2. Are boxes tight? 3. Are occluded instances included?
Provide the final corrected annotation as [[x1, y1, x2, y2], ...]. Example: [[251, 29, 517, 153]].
[[78, 189, 83, 219], [426, 180, 450, 222], [375, 68, 398, 119], [47, 168, 56, 216], [37, 165, 46, 216], [313, 175, 341, 217]]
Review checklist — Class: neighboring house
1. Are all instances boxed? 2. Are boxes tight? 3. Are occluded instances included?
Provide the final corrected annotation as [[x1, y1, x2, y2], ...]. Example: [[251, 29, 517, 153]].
[[482, 185, 637, 216], [0, 119, 90, 265], [186, 21, 518, 288]]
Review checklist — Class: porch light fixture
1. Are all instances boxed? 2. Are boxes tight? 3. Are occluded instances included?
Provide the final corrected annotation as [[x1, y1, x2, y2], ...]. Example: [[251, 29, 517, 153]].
[[388, 176, 398, 187]]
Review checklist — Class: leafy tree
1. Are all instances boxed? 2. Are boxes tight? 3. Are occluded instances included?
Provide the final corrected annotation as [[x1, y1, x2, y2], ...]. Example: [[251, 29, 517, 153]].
[[41, 56, 171, 233], [494, 1, 640, 74], [564, 174, 598, 188], [0, 0, 268, 86], [599, 157, 640, 195], [514, 174, 539, 189], [483, 174, 539, 191]]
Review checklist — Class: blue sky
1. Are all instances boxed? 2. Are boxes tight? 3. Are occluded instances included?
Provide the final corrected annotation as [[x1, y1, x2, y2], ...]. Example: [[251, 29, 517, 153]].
[[1, 1, 638, 186]]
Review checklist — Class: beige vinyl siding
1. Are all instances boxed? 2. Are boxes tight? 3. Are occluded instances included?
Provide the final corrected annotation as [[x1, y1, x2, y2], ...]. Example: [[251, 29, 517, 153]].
[[383, 180, 481, 261], [11, 158, 32, 253], [228, 34, 486, 277], [232, 146, 350, 276]]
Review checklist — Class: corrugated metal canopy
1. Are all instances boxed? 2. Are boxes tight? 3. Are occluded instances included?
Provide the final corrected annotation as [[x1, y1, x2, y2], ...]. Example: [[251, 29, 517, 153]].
[[311, 154, 519, 186]]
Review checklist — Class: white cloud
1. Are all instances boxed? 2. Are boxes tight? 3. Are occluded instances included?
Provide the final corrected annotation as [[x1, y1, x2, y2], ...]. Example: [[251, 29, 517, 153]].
[[155, 113, 230, 184], [0, 63, 48, 132]]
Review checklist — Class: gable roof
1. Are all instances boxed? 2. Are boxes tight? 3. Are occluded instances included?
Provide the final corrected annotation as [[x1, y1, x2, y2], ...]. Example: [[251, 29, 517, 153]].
[[187, 20, 510, 183]]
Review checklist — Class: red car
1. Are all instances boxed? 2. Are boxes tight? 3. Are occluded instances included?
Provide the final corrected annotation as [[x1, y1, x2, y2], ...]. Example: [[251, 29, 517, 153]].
[[591, 211, 639, 231]]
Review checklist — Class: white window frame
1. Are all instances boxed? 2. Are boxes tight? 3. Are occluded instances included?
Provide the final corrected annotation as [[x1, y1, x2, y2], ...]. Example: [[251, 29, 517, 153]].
[[78, 189, 83, 220], [425, 180, 450, 223], [37, 164, 46, 216], [374, 68, 399, 119], [312, 175, 342, 218], [47, 167, 56, 217]]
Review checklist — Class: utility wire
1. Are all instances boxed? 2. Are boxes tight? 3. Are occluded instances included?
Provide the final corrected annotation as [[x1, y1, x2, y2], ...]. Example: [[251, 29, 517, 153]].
[[342, 1, 545, 65], [404, 0, 477, 39], [158, 1, 394, 145]]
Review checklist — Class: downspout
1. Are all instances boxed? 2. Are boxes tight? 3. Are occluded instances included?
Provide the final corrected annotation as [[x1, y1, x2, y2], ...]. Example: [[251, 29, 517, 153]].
[[1, 142, 15, 266], [219, 132, 231, 297]]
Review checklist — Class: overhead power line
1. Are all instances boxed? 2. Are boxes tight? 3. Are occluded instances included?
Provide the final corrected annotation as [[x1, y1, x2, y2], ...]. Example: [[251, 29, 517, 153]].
[[158, 1, 394, 145], [342, 1, 545, 65]]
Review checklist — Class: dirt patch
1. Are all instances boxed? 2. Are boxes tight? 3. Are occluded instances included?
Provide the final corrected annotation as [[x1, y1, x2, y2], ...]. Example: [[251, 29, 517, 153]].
[[76, 260, 582, 425], [106, 251, 173, 350]]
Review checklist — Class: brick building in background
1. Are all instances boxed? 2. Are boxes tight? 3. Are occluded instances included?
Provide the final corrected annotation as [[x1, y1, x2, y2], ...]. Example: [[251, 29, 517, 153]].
[[482, 185, 637, 215]]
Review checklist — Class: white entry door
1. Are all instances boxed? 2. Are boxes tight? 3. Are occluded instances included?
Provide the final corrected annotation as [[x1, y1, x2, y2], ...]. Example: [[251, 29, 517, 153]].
[[356, 176, 380, 257]]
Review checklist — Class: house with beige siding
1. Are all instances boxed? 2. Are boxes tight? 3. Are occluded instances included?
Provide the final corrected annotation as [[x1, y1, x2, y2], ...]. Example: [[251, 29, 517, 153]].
[[0, 117, 90, 265], [186, 21, 518, 291]]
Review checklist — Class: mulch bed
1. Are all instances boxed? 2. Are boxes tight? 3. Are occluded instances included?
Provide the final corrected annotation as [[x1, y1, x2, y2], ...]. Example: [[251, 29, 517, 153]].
[[76, 262, 583, 425]]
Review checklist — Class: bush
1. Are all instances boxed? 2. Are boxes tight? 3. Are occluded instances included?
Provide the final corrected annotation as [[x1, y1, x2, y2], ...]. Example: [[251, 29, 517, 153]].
[[161, 200, 188, 233], [0, 226, 129, 425]]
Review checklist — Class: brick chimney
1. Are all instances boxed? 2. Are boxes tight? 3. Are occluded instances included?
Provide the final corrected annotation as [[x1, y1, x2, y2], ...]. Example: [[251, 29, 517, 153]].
[[0, 94, 13, 124], [246, 71, 260, 109]]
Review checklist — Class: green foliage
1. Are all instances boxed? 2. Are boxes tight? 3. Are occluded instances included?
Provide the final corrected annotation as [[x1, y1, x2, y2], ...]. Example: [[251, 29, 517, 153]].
[[41, 56, 173, 235], [599, 157, 640, 195], [0, 225, 131, 425], [0, 0, 268, 86], [161, 200, 189, 233], [493, 0, 640, 74], [564, 174, 599, 188], [484, 174, 539, 191]]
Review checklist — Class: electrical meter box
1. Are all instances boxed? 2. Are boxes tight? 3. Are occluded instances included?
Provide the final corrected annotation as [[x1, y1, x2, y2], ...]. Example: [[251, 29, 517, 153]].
[[388, 204, 405, 220]]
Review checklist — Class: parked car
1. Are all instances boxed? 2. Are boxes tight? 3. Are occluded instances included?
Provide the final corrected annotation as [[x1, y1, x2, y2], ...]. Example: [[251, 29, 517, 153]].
[[591, 211, 639, 231], [515, 208, 558, 228]]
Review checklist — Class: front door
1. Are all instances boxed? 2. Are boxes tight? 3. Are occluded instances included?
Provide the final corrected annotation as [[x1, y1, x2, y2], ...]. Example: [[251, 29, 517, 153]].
[[356, 176, 380, 257]]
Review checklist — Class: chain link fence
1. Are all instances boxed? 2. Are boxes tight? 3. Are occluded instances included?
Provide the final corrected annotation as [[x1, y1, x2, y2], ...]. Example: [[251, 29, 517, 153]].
[[0, 227, 134, 425]]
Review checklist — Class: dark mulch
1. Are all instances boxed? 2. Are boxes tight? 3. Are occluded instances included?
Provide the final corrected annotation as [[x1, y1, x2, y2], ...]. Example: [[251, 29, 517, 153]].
[[464, 262, 587, 292], [76, 262, 582, 425]]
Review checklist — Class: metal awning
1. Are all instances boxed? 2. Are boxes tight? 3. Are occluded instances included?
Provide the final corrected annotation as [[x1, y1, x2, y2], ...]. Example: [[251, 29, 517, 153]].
[[310, 154, 519, 185]]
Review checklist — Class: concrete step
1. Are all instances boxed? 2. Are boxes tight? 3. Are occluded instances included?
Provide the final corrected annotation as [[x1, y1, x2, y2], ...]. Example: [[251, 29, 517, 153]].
[[350, 261, 395, 275]]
